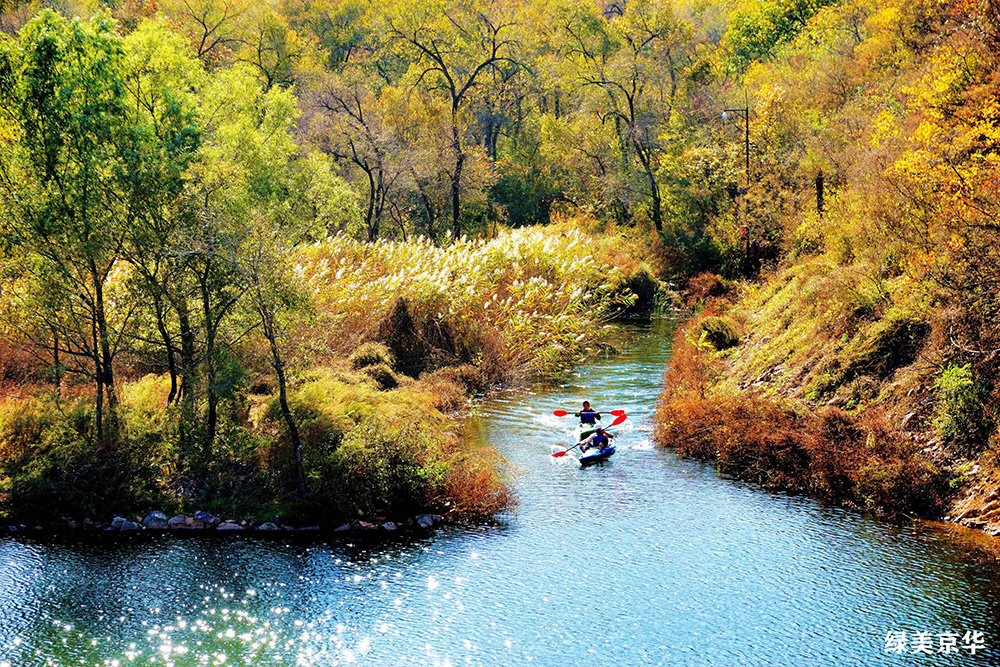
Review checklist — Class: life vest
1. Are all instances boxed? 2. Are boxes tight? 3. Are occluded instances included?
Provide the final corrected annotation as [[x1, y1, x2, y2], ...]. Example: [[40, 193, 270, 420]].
[[591, 432, 609, 449], [579, 409, 599, 425]]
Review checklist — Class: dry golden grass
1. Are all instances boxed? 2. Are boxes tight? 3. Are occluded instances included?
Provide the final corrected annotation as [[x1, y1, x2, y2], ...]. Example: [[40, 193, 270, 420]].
[[295, 222, 658, 381]]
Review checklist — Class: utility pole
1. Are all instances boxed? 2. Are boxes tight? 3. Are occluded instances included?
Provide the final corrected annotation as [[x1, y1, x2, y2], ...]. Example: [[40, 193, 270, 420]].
[[722, 93, 752, 274]]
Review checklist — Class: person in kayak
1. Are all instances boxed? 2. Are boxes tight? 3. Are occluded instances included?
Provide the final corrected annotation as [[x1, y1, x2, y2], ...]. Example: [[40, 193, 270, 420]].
[[578, 426, 614, 453], [576, 401, 601, 425]]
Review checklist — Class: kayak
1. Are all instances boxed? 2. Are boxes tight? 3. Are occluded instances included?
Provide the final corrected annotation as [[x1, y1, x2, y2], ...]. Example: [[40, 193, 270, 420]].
[[579, 445, 615, 467], [576, 421, 601, 440]]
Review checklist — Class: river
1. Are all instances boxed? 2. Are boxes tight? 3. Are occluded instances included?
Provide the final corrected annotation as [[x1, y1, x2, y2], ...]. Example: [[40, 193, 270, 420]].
[[1, 319, 999, 666]]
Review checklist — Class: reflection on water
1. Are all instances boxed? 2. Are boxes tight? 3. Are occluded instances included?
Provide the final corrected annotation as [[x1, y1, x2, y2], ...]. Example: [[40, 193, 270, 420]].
[[2, 319, 1000, 666]]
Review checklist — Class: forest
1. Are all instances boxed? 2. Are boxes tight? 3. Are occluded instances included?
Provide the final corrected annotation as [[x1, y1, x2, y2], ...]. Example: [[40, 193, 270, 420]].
[[1, 0, 999, 530]]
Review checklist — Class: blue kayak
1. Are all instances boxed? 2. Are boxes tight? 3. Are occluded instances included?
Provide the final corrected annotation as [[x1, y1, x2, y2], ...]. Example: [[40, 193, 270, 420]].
[[579, 445, 615, 467]]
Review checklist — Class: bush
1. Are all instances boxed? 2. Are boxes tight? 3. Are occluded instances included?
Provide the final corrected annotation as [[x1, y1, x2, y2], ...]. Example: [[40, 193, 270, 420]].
[[619, 266, 661, 317], [686, 272, 729, 306], [0, 396, 167, 521], [349, 342, 395, 370], [316, 417, 437, 518], [256, 368, 513, 523], [844, 316, 930, 381], [416, 365, 483, 412], [362, 362, 400, 390], [933, 364, 991, 450]]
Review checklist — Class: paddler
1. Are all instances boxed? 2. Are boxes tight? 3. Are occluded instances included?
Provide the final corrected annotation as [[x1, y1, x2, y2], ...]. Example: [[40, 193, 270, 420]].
[[578, 426, 614, 454], [575, 401, 601, 425]]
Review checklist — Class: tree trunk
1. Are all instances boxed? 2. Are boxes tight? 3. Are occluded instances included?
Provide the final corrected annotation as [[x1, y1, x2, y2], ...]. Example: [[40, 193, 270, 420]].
[[177, 297, 197, 455], [51, 326, 61, 394], [451, 123, 464, 238], [154, 294, 178, 404], [92, 265, 117, 412], [413, 169, 436, 240], [265, 316, 305, 495], [197, 261, 220, 462], [816, 171, 825, 218], [364, 167, 377, 242], [92, 317, 103, 444], [635, 142, 662, 232]]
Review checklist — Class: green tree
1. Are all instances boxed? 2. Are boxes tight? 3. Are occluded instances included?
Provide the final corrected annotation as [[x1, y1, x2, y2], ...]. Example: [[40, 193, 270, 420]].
[[0, 11, 137, 442], [720, 0, 838, 75], [556, 0, 692, 232]]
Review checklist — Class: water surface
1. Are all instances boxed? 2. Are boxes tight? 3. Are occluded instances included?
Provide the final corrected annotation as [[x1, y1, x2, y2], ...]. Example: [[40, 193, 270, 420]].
[[2, 319, 999, 666]]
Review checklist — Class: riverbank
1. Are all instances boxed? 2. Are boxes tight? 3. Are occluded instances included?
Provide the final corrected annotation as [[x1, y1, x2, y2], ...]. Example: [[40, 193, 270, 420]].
[[2, 509, 449, 538], [0, 222, 668, 531], [653, 269, 999, 539]]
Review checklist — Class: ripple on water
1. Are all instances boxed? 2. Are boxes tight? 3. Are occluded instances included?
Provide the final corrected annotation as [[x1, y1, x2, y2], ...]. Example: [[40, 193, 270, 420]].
[[2, 322, 1000, 666]]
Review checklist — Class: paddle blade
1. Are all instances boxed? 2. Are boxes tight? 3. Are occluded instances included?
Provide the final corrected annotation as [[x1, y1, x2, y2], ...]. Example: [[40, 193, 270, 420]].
[[553, 410, 569, 417], [610, 409, 625, 416], [610, 413, 627, 427], [551, 450, 568, 457]]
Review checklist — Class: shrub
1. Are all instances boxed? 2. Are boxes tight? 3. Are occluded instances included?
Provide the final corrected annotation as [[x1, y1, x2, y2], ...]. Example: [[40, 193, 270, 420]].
[[416, 365, 483, 412], [844, 316, 930, 381], [349, 342, 395, 370], [0, 396, 167, 521], [362, 362, 400, 390], [686, 272, 729, 306], [439, 445, 515, 519], [933, 364, 991, 449], [619, 266, 661, 317], [316, 417, 436, 518], [255, 367, 513, 523]]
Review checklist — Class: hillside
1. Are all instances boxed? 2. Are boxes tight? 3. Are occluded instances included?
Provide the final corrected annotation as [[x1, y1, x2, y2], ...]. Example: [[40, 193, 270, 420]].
[[655, 0, 1000, 535]]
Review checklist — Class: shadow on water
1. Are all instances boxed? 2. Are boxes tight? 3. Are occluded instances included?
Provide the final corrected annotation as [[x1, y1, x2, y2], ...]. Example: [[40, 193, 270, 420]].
[[2, 318, 1000, 666]]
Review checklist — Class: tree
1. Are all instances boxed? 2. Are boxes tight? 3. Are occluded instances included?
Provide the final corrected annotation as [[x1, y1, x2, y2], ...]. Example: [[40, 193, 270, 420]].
[[159, 0, 248, 66], [720, 0, 838, 75], [236, 225, 307, 494], [182, 62, 299, 457], [557, 0, 691, 232], [0, 11, 139, 442], [121, 19, 205, 408], [381, 0, 522, 237], [311, 70, 406, 241]]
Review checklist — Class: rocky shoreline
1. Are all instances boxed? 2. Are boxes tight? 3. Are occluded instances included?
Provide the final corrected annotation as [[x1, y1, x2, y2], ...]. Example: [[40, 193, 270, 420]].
[[2, 510, 448, 537]]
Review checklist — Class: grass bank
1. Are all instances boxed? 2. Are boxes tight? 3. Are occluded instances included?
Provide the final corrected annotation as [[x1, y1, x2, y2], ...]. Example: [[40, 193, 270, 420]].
[[0, 222, 666, 527]]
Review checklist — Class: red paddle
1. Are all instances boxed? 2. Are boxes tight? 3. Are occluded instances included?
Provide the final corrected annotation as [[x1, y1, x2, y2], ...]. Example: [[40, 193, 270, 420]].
[[552, 413, 627, 457], [553, 409, 626, 417]]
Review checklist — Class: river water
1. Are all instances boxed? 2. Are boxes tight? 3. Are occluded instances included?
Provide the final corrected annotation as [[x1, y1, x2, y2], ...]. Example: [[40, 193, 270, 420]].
[[2, 319, 999, 666]]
